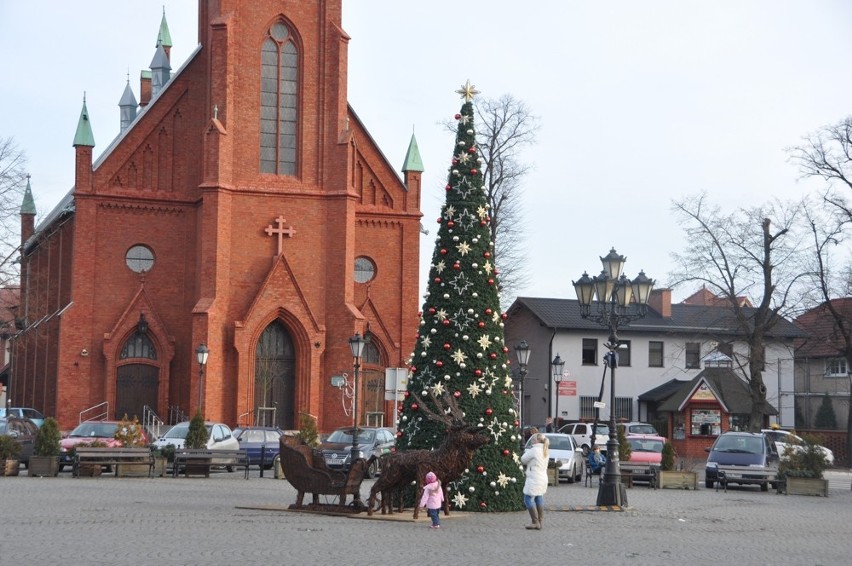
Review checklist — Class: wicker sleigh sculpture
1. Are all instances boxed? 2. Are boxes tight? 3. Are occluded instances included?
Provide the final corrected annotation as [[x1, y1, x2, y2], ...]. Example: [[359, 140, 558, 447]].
[[367, 391, 490, 518], [278, 441, 369, 512]]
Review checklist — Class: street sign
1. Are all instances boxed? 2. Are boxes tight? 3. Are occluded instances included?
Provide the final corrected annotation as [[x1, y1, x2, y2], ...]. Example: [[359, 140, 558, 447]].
[[594, 401, 606, 409]]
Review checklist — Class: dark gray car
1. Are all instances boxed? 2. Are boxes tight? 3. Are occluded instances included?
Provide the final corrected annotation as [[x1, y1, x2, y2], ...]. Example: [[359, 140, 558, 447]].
[[318, 426, 396, 478]]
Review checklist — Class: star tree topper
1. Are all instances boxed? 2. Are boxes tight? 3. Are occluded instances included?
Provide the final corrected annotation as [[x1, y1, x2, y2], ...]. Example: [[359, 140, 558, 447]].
[[456, 79, 480, 102]]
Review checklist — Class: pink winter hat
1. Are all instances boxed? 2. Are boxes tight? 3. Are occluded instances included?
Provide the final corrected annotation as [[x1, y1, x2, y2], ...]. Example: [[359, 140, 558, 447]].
[[425, 472, 437, 484]]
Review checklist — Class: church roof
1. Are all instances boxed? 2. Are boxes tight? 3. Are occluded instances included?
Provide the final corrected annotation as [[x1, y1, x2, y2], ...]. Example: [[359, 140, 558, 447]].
[[402, 133, 424, 172], [72, 96, 95, 147], [119, 80, 138, 107]]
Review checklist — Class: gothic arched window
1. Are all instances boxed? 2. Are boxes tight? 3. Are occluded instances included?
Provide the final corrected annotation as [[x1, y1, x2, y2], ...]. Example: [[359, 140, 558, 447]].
[[120, 331, 157, 360], [260, 21, 298, 175]]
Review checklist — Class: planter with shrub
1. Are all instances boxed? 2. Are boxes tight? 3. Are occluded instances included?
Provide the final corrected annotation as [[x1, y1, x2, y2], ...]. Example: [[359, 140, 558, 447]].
[[778, 433, 829, 497], [29, 417, 61, 477], [0, 434, 22, 476]]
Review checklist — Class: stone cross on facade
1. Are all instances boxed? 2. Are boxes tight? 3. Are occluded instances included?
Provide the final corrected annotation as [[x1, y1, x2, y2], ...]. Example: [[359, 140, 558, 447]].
[[264, 215, 296, 255]]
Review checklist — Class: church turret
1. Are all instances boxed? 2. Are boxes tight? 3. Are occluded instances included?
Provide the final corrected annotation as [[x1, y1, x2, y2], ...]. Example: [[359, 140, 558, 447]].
[[150, 39, 172, 99], [401, 133, 424, 212], [118, 78, 138, 133], [73, 94, 95, 193], [157, 8, 173, 61], [20, 175, 36, 246]]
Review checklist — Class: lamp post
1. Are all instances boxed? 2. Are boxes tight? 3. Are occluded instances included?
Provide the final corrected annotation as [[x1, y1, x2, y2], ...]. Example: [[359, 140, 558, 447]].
[[551, 354, 565, 430], [515, 340, 531, 428], [195, 343, 209, 412], [348, 332, 367, 467], [573, 248, 654, 508]]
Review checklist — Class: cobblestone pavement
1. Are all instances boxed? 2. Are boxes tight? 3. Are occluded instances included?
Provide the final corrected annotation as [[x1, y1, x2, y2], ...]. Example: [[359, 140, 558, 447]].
[[2, 467, 851, 565]]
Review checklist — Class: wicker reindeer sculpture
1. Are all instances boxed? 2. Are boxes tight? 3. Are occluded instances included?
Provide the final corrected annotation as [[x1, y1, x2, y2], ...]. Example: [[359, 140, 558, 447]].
[[367, 391, 490, 518]]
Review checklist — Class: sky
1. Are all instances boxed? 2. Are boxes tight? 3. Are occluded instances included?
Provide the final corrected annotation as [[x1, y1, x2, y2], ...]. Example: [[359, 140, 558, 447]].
[[2, 1, 852, 307]]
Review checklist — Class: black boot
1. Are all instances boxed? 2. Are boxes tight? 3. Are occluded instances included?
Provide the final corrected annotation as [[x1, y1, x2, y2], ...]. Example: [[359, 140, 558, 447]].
[[525, 507, 540, 530]]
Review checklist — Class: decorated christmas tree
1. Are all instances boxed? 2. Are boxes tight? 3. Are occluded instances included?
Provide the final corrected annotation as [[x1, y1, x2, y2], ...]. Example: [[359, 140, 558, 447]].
[[396, 81, 524, 512]]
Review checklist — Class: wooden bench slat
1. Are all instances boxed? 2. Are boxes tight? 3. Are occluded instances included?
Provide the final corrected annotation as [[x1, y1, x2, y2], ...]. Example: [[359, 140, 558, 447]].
[[172, 449, 249, 479], [73, 448, 154, 478]]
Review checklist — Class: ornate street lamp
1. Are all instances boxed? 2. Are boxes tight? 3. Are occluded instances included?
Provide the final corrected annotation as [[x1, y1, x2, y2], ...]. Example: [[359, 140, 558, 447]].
[[551, 354, 565, 429], [573, 248, 654, 508], [195, 343, 209, 412], [348, 332, 368, 467], [515, 340, 531, 428]]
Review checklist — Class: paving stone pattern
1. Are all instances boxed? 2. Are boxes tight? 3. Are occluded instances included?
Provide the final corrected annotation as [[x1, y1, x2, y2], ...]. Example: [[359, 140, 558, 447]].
[[2, 468, 851, 564]]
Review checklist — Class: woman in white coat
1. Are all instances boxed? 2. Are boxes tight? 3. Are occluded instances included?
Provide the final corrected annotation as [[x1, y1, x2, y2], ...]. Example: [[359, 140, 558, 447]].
[[521, 432, 549, 530]]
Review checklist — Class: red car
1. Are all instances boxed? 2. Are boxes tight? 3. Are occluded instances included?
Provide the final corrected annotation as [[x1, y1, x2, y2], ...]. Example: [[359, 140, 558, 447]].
[[59, 420, 148, 471], [623, 434, 666, 483]]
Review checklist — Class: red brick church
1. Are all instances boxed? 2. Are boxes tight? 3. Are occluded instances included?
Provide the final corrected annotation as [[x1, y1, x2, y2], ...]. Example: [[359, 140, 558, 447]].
[[12, 0, 423, 432]]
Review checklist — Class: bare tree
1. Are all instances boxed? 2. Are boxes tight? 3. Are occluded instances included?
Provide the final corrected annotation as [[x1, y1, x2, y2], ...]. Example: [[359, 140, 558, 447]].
[[443, 95, 539, 305], [670, 193, 808, 431], [0, 137, 28, 287], [789, 116, 852, 220]]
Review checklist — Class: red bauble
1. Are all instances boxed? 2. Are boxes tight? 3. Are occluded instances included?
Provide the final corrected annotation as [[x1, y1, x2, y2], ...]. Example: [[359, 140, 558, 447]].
[[502, 346, 509, 353], [480, 502, 487, 508], [447, 220, 455, 228], [409, 367, 416, 373], [501, 312, 508, 320], [485, 408, 493, 416], [478, 321, 486, 328], [489, 352, 497, 359], [443, 319, 451, 327], [434, 277, 442, 283], [514, 420, 520, 427], [437, 217, 442, 223], [502, 449, 510, 456], [476, 466, 485, 474], [468, 147, 476, 154], [480, 220, 487, 226], [453, 390, 462, 398], [429, 307, 436, 314], [443, 343, 451, 350], [397, 431, 404, 438], [452, 158, 458, 165], [483, 251, 491, 258], [453, 262, 461, 270], [455, 113, 461, 119], [440, 248, 448, 255], [404, 391, 411, 398], [411, 403, 419, 411], [488, 279, 495, 286], [485, 308, 492, 315], [470, 169, 477, 174], [436, 361, 444, 368], [474, 369, 482, 377], [445, 184, 452, 191]]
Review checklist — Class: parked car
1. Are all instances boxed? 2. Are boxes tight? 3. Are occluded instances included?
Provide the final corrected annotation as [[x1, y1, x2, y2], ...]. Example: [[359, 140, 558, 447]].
[[619, 422, 660, 437], [59, 420, 149, 471], [525, 432, 584, 483], [0, 407, 45, 428], [558, 421, 609, 455], [704, 431, 780, 491], [318, 426, 396, 478], [233, 426, 285, 468], [152, 421, 239, 451], [0, 417, 39, 466], [623, 434, 665, 482], [761, 428, 834, 466]]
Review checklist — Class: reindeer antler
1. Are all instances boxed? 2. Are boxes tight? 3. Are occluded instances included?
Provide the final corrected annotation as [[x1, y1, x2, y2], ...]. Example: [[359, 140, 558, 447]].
[[410, 390, 467, 426]]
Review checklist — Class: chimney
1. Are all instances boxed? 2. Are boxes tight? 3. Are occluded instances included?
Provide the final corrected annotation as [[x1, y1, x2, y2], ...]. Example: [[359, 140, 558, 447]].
[[139, 70, 152, 107], [649, 288, 672, 318]]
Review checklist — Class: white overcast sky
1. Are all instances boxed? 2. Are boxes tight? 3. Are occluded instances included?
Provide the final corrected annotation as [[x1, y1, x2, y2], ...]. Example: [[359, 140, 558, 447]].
[[2, 1, 851, 306]]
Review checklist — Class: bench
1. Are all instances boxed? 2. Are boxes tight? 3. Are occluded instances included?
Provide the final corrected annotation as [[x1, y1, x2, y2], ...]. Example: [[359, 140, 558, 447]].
[[172, 448, 250, 479], [620, 463, 658, 489], [73, 447, 154, 478], [713, 465, 777, 492], [278, 441, 368, 509]]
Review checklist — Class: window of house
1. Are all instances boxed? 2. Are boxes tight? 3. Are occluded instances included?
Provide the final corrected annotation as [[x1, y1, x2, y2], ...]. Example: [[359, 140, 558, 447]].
[[825, 358, 848, 377], [615, 396, 633, 421], [582, 339, 598, 365], [260, 22, 298, 175], [617, 340, 631, 367], [685, 342, 701, 369], [579, 396, 598, 420], [649, 341, 663, 367], [690, 408, 721, 436]]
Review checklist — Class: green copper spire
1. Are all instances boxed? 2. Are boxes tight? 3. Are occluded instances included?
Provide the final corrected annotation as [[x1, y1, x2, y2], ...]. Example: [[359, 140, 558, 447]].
[[73, 94, 95, 147], [21, 175, 36, 215], [402, 133, 424, 172], [158, 7, 172, 48]]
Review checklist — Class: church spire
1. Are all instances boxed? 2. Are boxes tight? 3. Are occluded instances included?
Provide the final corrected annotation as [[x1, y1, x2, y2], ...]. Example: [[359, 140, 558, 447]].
[[149, 39, 172, 98], [118, 75, 138, 133], [73, 93, 95, 147], [402, 133, 425, 173], [21, 174, 36, 215], [157, 7, 173, 60]]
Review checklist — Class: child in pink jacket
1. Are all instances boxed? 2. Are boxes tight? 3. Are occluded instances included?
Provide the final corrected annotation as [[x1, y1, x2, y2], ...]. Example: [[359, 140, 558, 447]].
[[419, 471, 444, 528]]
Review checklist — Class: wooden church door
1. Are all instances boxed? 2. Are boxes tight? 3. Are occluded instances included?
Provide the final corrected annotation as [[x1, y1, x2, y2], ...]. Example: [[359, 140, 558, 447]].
[[116, 328, 159, 421], [254, 321, 296, 429]]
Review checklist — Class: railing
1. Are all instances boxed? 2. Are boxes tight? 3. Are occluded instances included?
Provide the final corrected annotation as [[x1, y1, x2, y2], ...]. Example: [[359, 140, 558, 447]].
[[168, 405, 187, 425], [237, 411, 252, 427], [142, 405, 165, 440], [79, 402, 109, 424]]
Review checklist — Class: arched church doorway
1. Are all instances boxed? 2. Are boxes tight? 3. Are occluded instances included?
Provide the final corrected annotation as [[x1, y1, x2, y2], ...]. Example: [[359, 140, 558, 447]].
[[116, 328, 159, 421], [361, 337, 387, 427], [254, 320, 296, 429]]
